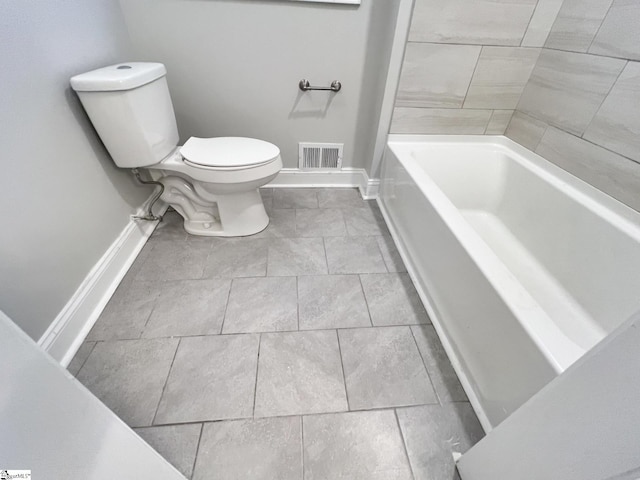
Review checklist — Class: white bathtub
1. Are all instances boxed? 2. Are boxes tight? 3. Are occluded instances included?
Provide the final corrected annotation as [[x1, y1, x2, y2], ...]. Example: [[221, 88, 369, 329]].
[[379, 135, 640, 431]]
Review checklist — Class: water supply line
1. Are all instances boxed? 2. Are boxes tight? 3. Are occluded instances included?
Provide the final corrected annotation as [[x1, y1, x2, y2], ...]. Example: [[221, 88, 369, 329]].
[[131, 168, 164, 221]]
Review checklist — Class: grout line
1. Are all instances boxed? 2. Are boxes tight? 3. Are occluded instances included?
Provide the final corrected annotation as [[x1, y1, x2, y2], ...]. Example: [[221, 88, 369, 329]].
[[143, 401, 455, 428], [296, 276, 300, 331], [586, 0, 614, 54], [151, 336, 181, 426], [358, 275, 375, 327], [72, 341, 98, 377], [95, 321, 433, 342], [189, 423, 205, 480], [461, 45, 483, 111], [519, 0, 540, 48], [394, 408, 417, 480], [218, 278, 234, 335], [335, 329, 352, 411], [581, 59, 628, 139], [539, 44, 633, 62], [402, 38, 639, 63], [252, 333, 262, 418], [321, 236, 330, 274], [300, 415, 306, 480], [409, 325, 442, 406]]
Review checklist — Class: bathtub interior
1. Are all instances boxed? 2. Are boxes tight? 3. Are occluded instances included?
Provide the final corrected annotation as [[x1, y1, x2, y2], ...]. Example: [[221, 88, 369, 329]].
[[404, 141, 640, 353]]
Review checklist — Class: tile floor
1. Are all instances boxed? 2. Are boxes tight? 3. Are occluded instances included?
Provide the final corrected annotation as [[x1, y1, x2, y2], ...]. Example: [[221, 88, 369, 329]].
[[69, 188, 484, 480]]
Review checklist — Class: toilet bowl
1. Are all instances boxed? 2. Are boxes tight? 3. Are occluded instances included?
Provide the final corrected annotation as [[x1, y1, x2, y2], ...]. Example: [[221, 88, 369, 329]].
[[151, 137, 282, 236], [69, 62, 281, 237]]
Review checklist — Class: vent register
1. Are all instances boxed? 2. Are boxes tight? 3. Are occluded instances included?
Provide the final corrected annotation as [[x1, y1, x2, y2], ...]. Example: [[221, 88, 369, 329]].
[[299, 143, 343, 170]]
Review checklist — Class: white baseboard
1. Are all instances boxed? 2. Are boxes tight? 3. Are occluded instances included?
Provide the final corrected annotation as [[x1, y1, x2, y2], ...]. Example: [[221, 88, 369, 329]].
[[266, 168, 380, 200], [38, 201, 167, 366]]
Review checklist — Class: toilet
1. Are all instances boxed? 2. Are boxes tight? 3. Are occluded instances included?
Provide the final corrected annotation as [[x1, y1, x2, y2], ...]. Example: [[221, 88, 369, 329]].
[[70, 62, 282, 237]]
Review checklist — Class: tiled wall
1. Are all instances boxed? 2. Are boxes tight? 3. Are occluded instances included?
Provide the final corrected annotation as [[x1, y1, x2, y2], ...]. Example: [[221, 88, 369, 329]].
[[390, 0, 565, 135], [506, 0, 640, 212]]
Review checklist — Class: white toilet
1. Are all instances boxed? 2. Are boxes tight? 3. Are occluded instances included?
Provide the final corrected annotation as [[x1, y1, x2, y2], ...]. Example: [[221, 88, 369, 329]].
[[70, 62, 282, 237]]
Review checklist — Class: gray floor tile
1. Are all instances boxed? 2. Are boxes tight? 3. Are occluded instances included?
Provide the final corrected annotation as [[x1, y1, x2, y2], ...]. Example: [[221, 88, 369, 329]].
[[317, 188, 366, 209], [255, 331, 348, 417], [267, 238, 328, 276], [339, 327, 437, 410], [152, 210, 188, 242], [193, 417, 302, 480], [412, 325, 468, 403], [397, 403, 484, 480], [119, 241, 156, 289], [361, 273, 429, 326], [376, 236, 407, 273], [254, 209, 297, 238], [134, 423, 202, 478], [295, 208, 347, 237], [343, 205, 390, 236], [142, 279, 231, 338], [303, 410, 413, 480], [324, 237, 387, 274], [298, 275, 371, 330], [76, 338, 179, 427], [87, 281, 160, 341], [223, 277, 298, 333], [273, 188, 319, 209], [155, 335, 259, 424], [67, 341, 96, 376], [135, 237, 211, 282], [203, 238, 268, 278]]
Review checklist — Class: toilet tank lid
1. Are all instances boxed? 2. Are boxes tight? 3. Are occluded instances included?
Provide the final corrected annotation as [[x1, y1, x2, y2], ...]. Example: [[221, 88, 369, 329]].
[[70, 62, 167, 92]]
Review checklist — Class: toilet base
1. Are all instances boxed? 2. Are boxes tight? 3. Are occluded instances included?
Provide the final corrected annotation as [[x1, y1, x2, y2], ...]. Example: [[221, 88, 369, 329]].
[[158, 175, 270, 237]]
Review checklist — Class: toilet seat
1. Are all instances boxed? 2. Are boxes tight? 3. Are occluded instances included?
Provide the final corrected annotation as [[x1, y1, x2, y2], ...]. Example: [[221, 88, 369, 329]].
[[180, 137, 280, 169]]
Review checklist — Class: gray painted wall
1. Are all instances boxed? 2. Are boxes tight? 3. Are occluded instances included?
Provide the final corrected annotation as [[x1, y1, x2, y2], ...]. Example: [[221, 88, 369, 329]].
[[390, 0, 563, 135], [506, 0, 640, 213], [0, 0, 151, 340], [117, 0, 400, 173]]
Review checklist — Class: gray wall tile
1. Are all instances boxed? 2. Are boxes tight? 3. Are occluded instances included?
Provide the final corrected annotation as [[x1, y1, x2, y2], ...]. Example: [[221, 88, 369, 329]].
[[485, 110, 514, 135], [505, 111, 549, 150], [396, 43, 480, 108], [391, 108, 492, 135], [408, 0, 537, 46], [517, 49, 625, 135], [590, 0, 640, 61], [522, 0, 566, 47], [545, 0, 613, 52], [584, 61, 640, 162], [464, 47, 540, 109], [536, 126, 640, 212]]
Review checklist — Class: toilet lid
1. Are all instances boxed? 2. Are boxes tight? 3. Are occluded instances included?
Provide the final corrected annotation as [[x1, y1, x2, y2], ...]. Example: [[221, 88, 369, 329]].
[[180, 137, 280, 168]]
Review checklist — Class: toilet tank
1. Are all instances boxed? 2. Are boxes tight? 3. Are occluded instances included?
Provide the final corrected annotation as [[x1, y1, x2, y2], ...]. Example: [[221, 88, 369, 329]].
[[70, 62, 179, 168]]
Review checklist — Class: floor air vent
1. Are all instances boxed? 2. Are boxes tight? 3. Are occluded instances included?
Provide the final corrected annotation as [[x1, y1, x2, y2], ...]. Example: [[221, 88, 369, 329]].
[[299, 143, 343, 170]]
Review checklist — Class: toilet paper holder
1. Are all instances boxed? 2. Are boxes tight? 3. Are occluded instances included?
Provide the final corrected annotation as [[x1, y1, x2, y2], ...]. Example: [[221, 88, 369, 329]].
[[298, 79, 342, 92]]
